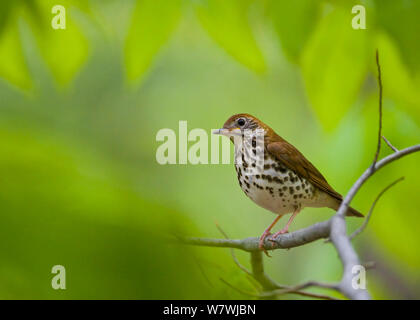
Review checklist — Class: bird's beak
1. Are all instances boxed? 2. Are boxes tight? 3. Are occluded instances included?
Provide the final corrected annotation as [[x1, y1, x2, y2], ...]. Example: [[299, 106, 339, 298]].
[[212, 128, 241, 136]]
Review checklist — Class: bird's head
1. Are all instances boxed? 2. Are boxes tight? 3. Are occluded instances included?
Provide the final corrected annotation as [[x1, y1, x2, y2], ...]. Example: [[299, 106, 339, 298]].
[[213, 114, 275, 140]]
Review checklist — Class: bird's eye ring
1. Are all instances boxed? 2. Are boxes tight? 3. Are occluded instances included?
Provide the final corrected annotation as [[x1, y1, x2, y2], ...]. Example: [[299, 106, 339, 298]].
[[237, 118, 246, 127]]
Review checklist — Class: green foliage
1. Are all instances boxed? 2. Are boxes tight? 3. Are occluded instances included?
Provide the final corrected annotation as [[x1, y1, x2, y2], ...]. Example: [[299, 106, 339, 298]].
[[125, 0, 182, 83], [0, 14, 32, 89], [0, 0, 419, 299], [269, 0, 319, 63], [195, 0, 266, 73], [301, 6, 370, 130]]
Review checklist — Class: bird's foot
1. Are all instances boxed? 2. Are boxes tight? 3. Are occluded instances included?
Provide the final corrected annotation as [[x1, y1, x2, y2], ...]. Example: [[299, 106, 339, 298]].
[[258, 231, 272, 257], [271, 227, 289, 239]]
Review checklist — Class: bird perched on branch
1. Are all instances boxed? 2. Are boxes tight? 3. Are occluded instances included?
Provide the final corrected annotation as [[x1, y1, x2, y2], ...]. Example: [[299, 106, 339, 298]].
[[213, 114, 363, 255]]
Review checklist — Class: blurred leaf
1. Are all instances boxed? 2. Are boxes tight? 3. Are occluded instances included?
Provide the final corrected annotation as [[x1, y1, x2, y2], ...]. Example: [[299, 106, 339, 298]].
[[0, 127, 216, 299], [0, 18, 32, 89], [269, 0, 320, 63], [195, 0, 265, 73], [374, 0, 420, 75], [374, 32, 420, 116], [22, 0, 89, 85], [124, 0, 182, 83], [301, 7, 370, 130], [0, 1, 16, 34]]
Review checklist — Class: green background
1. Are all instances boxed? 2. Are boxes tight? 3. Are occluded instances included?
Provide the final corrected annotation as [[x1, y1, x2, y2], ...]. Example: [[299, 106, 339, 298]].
[[0, 0, 419, 299]]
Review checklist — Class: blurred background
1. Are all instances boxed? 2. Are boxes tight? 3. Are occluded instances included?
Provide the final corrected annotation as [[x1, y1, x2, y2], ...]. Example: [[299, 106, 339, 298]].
[[0, 0, 419, 299]]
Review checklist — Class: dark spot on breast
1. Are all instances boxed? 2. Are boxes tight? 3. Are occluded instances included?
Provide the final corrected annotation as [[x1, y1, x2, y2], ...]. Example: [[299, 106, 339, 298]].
[[273, 177, 282, 184], [296, 186, 300, 190], [289, 187, 294, 194]]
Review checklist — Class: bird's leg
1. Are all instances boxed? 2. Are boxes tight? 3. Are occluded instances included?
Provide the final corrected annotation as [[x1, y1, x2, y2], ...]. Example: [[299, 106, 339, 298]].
[[259, 215, 282, 256], [271, 208, 300, 238]]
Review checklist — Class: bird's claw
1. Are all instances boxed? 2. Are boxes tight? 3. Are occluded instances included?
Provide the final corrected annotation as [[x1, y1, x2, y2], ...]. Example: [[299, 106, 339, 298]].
[[258, 232, 272, 257]]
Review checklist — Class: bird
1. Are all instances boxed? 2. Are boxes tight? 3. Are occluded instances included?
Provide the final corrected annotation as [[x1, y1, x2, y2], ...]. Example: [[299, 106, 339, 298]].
[[213, 113, 363, 254]]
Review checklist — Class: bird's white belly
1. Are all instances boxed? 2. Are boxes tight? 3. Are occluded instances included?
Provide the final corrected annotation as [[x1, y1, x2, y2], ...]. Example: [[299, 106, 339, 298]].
[[235, 158, 318, 215]]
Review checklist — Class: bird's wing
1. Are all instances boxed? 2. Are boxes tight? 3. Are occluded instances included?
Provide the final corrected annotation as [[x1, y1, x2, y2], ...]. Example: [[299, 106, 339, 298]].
[[266, 140, 343, 201]]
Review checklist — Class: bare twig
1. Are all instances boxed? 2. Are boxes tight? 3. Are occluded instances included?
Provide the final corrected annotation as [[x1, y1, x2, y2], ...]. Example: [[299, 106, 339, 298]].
[[382, 136, 399, 152], [260, 281, 340, 299], [219, 278, 258, 297], [371, 49, 383, 171], [215, 223, 252, 276], [349, 177, 404, 240]]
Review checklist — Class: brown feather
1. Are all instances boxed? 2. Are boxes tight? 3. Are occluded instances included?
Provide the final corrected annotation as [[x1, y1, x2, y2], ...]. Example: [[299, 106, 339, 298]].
[[266, 137, 363, 217]]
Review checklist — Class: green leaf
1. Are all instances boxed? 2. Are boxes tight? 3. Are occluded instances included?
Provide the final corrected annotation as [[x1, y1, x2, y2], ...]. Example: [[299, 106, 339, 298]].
[[23, 0, 89, 85], [0, 18, 32, 89], [124, 0, 182, 83], [374, 0, 420, 75], [269, 0, 320, 63], [195, 0, 265, 73], [374, 32, 420, 115], [301, 7, 370, 130]]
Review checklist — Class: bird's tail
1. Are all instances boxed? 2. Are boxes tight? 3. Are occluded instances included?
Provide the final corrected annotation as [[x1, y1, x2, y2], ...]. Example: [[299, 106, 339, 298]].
[[330, 200, 364, 217], [345, 206, 364, 217]]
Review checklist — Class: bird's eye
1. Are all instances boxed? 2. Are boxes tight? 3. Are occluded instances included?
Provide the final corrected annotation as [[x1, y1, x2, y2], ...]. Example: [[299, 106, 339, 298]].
[[237, 118, 246, 127]]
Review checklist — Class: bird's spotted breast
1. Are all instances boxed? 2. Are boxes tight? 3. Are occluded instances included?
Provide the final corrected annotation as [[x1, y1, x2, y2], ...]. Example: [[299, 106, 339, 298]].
[[235, 153, 318, 215]]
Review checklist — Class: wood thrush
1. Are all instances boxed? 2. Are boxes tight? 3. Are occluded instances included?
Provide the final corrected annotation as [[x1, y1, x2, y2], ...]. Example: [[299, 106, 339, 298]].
[[214, 114, 363, 254]]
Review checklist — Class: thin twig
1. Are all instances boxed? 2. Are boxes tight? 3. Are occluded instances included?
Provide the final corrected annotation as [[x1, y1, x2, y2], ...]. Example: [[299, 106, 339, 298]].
[[260, 281, 341, 299], [215, 223, 252, 275], [382, 136, 399, 152], [248, 251, 335, 300], [371, 49, 383, 171], [219, 278, 258, 297], [349, 177, 404, 240]]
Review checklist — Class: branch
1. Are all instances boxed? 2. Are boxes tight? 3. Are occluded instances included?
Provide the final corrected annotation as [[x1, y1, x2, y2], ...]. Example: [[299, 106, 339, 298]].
[[349, 177, 404, 240], [249, 251, 339, 300], [382, 136, 399, 152], [371, 50, 383, 170], [181, 220, 331, 252], [260, 281, 340, 299]]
